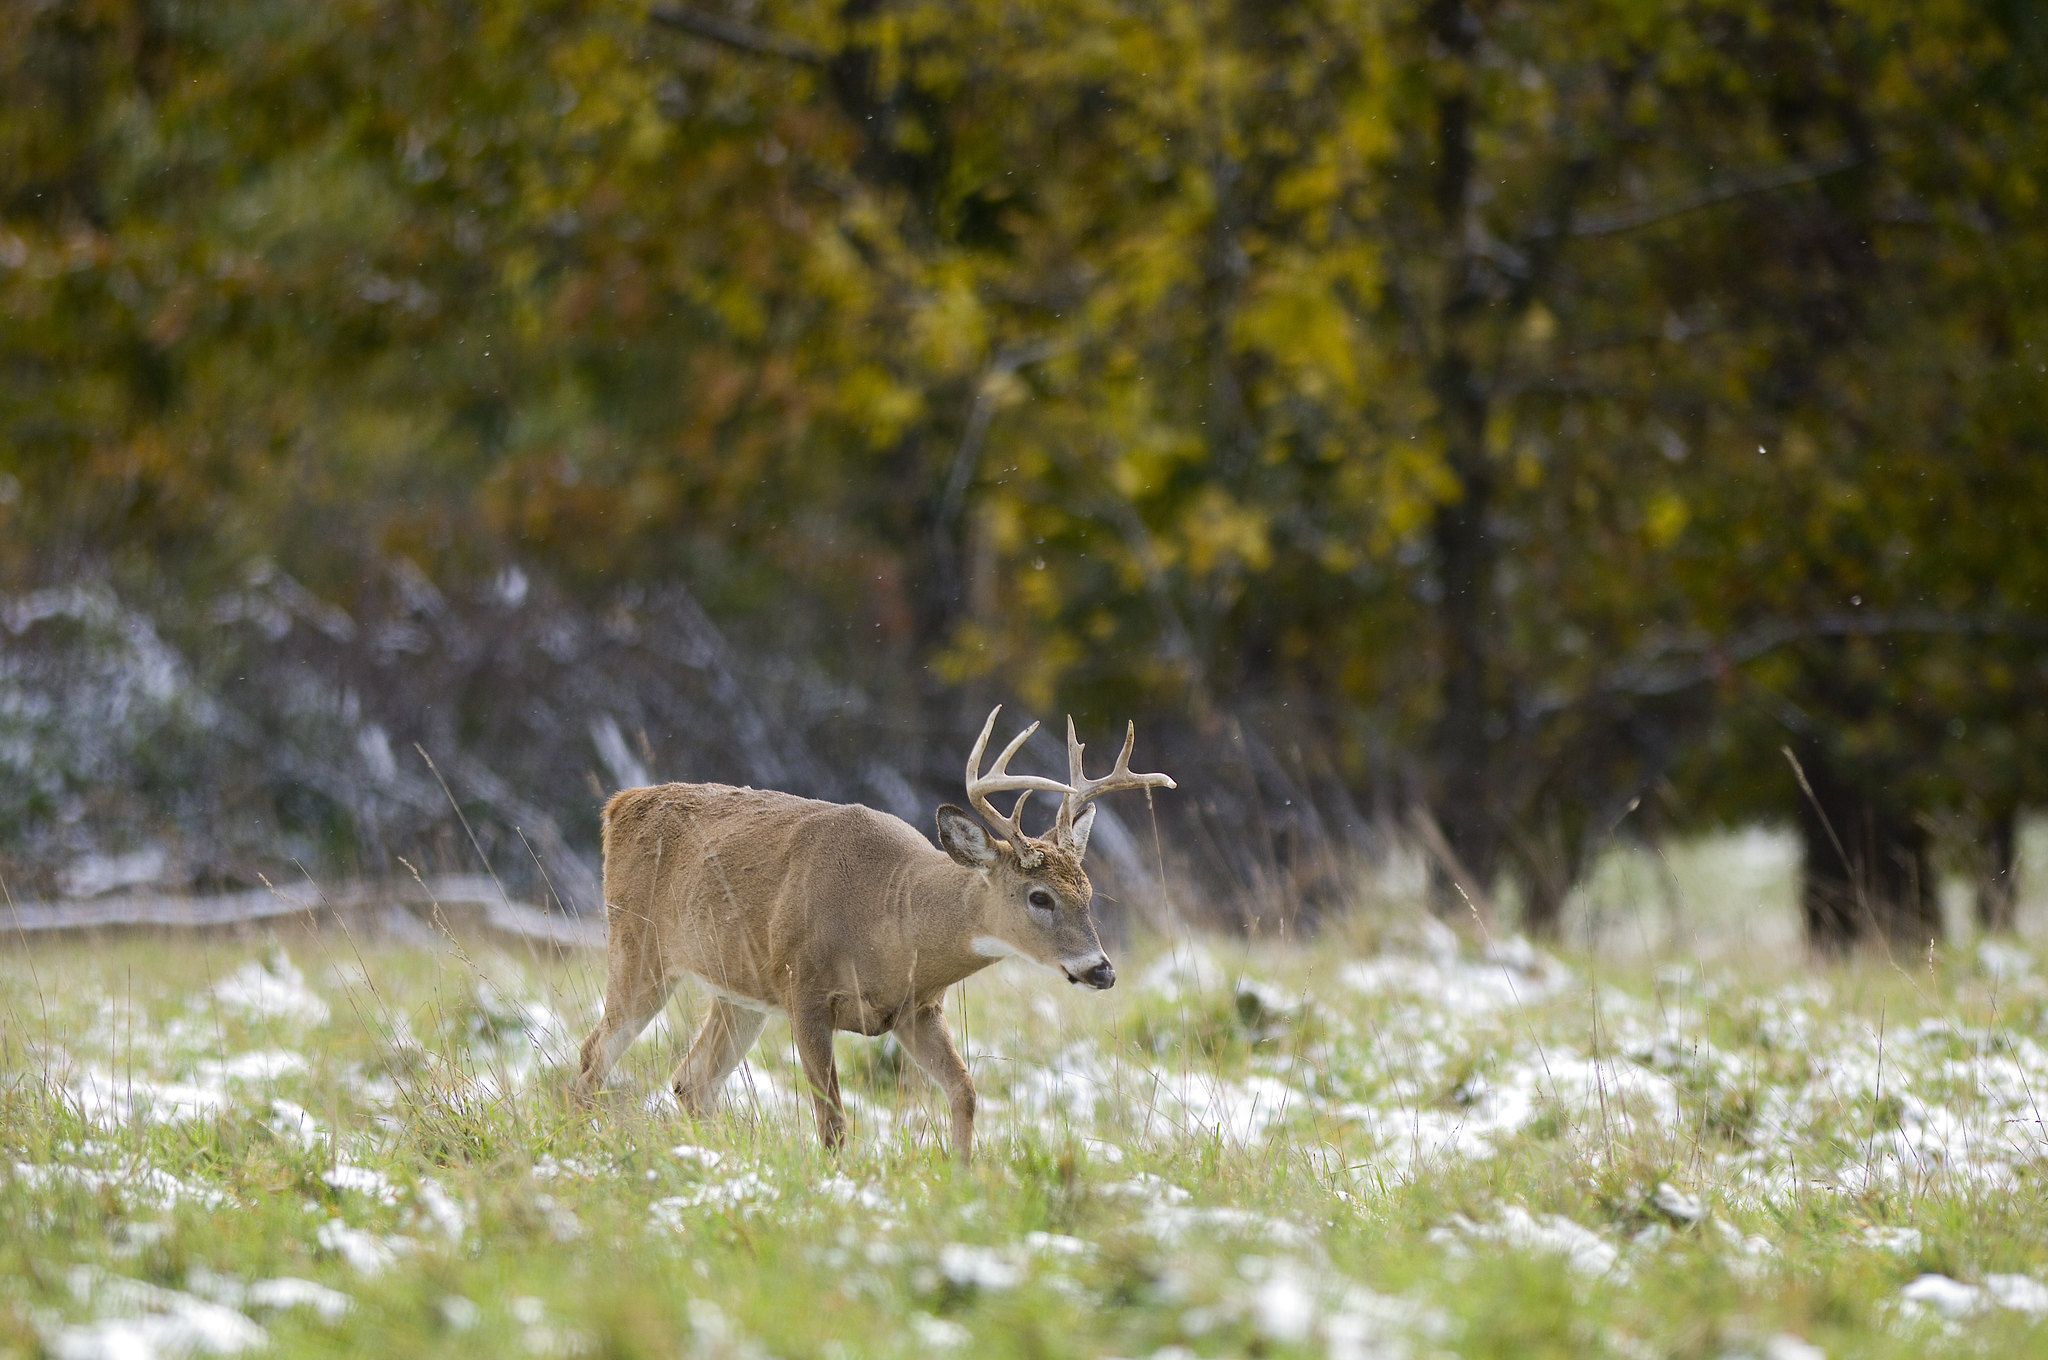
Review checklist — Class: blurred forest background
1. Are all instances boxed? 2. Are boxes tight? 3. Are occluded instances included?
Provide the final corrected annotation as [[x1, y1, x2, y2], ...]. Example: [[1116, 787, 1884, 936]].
[[3, 0, 2046, 952]]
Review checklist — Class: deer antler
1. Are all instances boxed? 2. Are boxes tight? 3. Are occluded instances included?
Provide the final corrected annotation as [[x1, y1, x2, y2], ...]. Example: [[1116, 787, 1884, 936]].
[[1056, 717, 1177, 843], [964, 706, 1077, 853]]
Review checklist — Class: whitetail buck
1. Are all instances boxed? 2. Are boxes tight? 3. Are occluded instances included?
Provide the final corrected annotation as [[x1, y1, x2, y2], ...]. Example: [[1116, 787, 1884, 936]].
[[573, 707, 1173, 1161]]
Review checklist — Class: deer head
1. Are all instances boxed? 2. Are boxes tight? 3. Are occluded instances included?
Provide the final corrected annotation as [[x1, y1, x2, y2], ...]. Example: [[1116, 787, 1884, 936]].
[[936, 706, 1175, 989]]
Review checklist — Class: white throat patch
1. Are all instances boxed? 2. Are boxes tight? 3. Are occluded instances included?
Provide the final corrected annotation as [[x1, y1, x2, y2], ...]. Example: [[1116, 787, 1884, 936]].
[[970, 935, 1023, 960]]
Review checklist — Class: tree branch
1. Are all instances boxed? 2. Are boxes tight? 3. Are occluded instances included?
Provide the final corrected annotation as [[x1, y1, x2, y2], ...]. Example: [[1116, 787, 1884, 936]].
[[1542, 149, 1864, 239], [647, 3, 825, 65], [1525, 608, 2048, 721]]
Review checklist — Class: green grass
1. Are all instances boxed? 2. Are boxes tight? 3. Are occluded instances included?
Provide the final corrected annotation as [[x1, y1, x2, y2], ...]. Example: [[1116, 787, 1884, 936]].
[[4, 911, 2048, 1359]]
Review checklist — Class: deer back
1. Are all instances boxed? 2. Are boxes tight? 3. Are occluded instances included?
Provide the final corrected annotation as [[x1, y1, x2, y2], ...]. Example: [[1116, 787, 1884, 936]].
[[600, 783, 981, 1012]]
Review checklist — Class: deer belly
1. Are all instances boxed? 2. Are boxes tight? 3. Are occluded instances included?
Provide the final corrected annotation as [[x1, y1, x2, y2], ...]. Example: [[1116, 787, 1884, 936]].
[[692, 977, 784, 1017], [829, 991, 909, 1036]]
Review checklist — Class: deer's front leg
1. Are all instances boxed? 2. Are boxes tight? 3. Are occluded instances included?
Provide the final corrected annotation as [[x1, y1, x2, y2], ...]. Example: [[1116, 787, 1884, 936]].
[[897, 1002, 976, 1164], [790, 999, 846, 1151]]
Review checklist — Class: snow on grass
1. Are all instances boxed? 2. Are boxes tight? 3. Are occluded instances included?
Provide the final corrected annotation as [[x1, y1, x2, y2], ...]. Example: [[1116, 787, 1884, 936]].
[[312, 1220, 413, 1277], [44, 1266, 268, 1358], [8, 1161, 231, 1211], [8, 924, 2048, 1357], [210, 951, 329, 1027], [1430, 1204, 1626, 1279], [320, 1163, 401, 1205], [1898, 1271, 2048, 1320], [185, 1269, 352, 1325], [60, 1069, 233, 1129], [1340, 917, 1573, 1013]]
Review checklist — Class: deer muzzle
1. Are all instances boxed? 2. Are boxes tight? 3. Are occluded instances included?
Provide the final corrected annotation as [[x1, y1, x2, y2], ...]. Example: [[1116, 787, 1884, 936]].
[[1065, 957, 1116, 990]]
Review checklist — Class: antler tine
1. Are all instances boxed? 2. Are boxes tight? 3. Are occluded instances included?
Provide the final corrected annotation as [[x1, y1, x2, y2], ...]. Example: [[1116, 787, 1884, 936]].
[[964, 705, 1075, 846], [1056, 716, 1178, 838]]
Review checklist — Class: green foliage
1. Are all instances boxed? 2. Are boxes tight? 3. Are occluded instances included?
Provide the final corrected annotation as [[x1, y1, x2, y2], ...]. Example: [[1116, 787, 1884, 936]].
[[3, 0, 2045, 919]]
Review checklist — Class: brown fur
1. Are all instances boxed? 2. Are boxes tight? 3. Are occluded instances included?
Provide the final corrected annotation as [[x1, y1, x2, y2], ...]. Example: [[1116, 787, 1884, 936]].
[[572, 781, 1113, 1161]]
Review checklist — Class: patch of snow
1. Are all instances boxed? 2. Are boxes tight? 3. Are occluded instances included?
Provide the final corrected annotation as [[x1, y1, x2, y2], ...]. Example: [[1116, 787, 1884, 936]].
[[1163, 1255, 1441, 1360], [1651, 1182, 1705, 1225], [1325, 1282, 1447, 1360], [186, 1268, 351, 1325], [412, 1179, 469, 1241], [818, 1175, 895, 1214], [197, 1050, 306, 1084], [1249, 1260, 1318, 1342], [532, 1155, 612, 1182], [211, 952, 329, 1027], [671, 1144, 725, 1170], [1433, 1205, 1623, 1279], [321, 1163, 400, 1206], [650, 1172, 779, 1228], [1341, 928, 1571, 1015], [510, 1295, 593, 1357], [268, 1099, 325, 1148], [315, 1219, 411, 1276], [908, 1312, 972, 1349], [63, 1069, 230, 1129], [1100, 1173, 1194, 1206], [1140, 942, 1226, 1000], [1985, 1273, 2048, 1315], [1890, 1268, 2048, 1323], [1139, 1071, 1303, 1146], [1337, 1047, 1679, 1181], [11, 1161, 229, 1211], [469, 988, 575, 1090], [48, 1267, 266, 1358], [1861, 1225, 1922, 1255], [1899, 1273, 1984, 1319], [1024, 1231, 1093, 1258], [938, 1242, 1024, 1290]]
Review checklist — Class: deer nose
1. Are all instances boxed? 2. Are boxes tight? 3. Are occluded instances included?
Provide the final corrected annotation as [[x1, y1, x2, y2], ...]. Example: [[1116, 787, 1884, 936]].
[[1079, 959, 1116, 990]]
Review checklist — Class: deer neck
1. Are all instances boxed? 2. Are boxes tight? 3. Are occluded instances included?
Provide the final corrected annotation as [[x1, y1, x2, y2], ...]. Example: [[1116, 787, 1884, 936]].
[[897, 853, 1009, 990]]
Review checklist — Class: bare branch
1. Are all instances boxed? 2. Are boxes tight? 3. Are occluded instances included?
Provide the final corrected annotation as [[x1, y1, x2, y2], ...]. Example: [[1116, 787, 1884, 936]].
[[935, 337, 1067, 540], [647, 3, 825, 65], [1525, 609, 2048, 720], [1548, 149, 1864, 239]]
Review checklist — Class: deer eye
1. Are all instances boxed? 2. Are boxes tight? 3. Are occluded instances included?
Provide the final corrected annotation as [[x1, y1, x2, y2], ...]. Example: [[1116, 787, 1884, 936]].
[[1028, 889, 1054, 910]]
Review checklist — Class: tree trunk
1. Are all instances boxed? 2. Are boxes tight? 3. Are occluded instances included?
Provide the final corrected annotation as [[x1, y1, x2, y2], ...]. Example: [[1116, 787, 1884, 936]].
[[1519, 860, 1569, 941], [1422, 0, 1502, 915], [1977, 806, 2019, 934], [1508, 812, 1580, 942], [1794, 744, 1938, 953], [1428, 444, 1499, 911]]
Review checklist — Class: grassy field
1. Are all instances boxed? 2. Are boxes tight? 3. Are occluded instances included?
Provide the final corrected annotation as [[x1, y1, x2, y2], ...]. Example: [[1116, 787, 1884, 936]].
[[5, 890, 2048, 1358]]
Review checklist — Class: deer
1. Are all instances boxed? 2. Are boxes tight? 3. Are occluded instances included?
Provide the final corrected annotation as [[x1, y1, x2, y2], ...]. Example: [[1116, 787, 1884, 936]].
[[571, 706, 1174, 1162]]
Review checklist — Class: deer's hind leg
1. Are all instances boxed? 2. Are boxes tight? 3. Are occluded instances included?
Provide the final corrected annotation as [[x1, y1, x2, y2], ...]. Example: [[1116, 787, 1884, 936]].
[[574, 943, 676, 1104], [671, 999, 769, 1116]]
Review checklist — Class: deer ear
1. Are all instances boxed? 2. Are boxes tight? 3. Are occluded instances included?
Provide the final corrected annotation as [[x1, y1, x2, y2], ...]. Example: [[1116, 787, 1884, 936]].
[[1064, 804, 1097, 858], [936, 805, 998, 868]]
